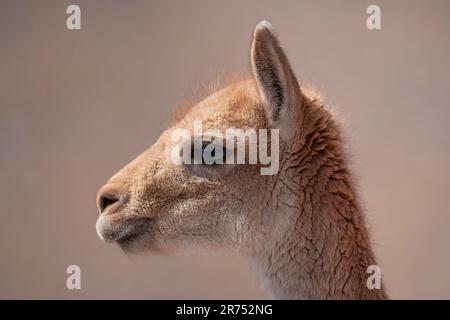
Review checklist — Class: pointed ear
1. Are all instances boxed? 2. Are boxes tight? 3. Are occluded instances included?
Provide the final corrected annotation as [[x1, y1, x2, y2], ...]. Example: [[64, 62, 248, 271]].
[[251, 21, 302, 142]]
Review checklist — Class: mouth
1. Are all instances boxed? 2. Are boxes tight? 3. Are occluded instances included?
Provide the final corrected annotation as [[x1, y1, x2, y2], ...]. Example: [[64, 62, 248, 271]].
[[117, 222, 148, 244], [96, 216, 152, 244]]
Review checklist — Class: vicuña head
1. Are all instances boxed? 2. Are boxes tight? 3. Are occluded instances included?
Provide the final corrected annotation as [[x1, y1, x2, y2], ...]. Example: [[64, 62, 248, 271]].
[[95, 21, 387, 299]]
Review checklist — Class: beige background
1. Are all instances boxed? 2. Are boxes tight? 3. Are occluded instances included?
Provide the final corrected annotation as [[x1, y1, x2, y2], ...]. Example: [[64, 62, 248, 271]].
[[1, 0, 450, 299]]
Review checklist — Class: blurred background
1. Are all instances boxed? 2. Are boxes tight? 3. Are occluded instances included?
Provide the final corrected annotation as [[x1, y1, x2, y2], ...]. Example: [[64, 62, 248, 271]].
[[1, 0, 449, 299]]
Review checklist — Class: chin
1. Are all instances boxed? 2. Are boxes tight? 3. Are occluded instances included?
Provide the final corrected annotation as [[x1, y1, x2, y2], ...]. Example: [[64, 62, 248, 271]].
[[116, 231, 152, 253]]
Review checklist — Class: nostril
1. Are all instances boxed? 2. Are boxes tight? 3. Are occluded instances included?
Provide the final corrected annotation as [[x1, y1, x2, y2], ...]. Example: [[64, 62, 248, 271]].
[[99, 195, 119, 213], [97, 185, 130, 215]]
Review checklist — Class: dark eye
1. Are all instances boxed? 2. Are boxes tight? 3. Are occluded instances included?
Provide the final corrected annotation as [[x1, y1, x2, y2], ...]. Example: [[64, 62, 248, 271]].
[[190, 140, 229, 166]]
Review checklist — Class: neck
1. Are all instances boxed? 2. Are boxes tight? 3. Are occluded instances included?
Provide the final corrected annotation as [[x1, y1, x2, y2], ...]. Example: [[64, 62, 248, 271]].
[[253, 202, 386, 299], [253, 103, 386, 299]]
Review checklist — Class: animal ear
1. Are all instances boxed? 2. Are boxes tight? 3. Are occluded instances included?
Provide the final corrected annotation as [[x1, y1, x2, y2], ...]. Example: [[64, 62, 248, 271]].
[[251, 21, 302, 141]]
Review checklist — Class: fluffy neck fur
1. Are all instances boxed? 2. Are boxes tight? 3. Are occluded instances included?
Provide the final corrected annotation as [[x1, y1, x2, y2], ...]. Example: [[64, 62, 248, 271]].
[[253, 96, 386, 300]]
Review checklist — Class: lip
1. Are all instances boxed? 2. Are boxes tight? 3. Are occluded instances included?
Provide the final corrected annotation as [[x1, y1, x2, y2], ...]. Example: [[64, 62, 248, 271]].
[[96, 216, 152, 243], [117, 223, 148, 244]]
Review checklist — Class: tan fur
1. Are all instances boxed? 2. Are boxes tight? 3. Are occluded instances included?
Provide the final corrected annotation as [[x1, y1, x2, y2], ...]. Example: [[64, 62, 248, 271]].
[[95, 21, 386, 300]]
